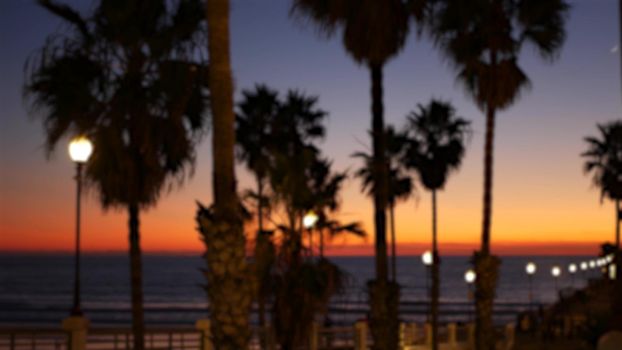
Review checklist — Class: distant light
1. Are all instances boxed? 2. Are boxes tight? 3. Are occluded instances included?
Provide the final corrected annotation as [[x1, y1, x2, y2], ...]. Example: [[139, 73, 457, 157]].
[[568, 264, 577, 274], [69, 136, 93, 163], [526, 262, 536, 275], [589, 260, 596, 269], [464, 269, 476, 284], [422, 250, 433, 266], [303, 211, 319, 229], [580, 262, 588, 271], [551, 266, 561, 277]]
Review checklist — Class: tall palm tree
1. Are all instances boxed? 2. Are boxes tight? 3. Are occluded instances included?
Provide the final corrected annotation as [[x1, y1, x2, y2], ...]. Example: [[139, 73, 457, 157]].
[[199, 0, 252, 348], [583, 121, 622, 248], [290, 2, 410, 346], [25, 2, 208, 349], [403, 100, 470, 350], [236, 85, 280, 237], [354, 126, 413, 282], [428, 1, 569, 348]]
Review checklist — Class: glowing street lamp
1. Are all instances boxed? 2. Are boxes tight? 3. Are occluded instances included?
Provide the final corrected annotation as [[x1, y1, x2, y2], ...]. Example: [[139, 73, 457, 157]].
[[68, 136, 93, 316], [464, 269, 476, 322], [421, 250, 433, 320], [303, 211, 319, 256], [589, 260, 596, 269], [568, 263, 577, 287], [551, 266, 561, 294], [526, 262, 536, 309]]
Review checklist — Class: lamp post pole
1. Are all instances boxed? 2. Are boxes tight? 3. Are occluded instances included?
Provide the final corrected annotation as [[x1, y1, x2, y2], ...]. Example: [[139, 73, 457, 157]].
[[68, 136, 92, 316], [526, 262, 536, 312], [71, 162, 83, 316]]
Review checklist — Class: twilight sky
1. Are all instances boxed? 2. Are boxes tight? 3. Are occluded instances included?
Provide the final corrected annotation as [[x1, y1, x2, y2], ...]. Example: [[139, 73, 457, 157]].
[[0, 0, 620, 255]]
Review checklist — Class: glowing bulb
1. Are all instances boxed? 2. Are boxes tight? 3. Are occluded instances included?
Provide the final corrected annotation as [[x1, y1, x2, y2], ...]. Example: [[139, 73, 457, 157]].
[[422, 250, 433, 266], [303, 211, 319, 229], [526, 262, 536, 275], [568, 264, 577, 274], [551, 266, 561, 277], [464, 269, 476, 284], [68, 136, 93, 163]]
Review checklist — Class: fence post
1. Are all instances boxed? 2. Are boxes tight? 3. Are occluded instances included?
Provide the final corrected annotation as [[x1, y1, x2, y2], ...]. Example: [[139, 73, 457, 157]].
[[504, 323, 515, 350], [309, 322, 319, 350], [195, 319, 213, 350], [448, 323, 457, 347], [424, 322, 432, 347], [354, 321, 368, 350], [467, 322, 475, 349], [62, 316, 89, 350]]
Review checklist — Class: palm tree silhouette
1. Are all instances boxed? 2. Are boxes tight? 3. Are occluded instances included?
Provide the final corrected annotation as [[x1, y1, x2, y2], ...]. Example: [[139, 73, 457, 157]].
[[583, 121, 622, 248], [290, 3, 411, 344], [354, 126, 413, 282], [402, 100, 470, 350], [428, 1, 569, 348], [235, 84, 280, 341], [199, 0, 253, 347], [25, 2, 209, 349]]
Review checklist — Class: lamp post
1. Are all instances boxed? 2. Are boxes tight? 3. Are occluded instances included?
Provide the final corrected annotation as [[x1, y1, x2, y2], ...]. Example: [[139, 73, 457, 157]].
[[464, 269, 476, 322], [568, 263, 577, 287], [551, 266, 561, 296], [422, 250, 433, 322], [68, 136, 93, 316], [303, 211, 319, 257], [525, 262, 536, 311]]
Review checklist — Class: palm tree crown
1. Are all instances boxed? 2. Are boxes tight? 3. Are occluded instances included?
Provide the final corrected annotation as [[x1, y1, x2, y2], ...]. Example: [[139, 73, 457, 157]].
[[403, 100, 470, 191], [583, 121, 622, 202]]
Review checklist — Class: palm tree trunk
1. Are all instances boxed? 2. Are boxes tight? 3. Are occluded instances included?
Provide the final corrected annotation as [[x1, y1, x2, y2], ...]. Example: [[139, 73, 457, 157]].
[[431, 190, 439, 350], [320, 229, 325, 258], [390, 204, 397, 282], [474, 100, 500, 350], [616, 199, 620, 249], [203, 0, 251, 348], [367, 62, 398, 350], [256, 177, 266, 345], [370, 63, 389, 283], [128, 203, 144, 350]]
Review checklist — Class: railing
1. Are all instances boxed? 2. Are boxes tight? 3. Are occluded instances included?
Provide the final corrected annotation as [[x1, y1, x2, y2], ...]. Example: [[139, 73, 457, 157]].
[[0, 327, 68, 350], [0, 319, 514, 350], [86, 327, 200, 350]]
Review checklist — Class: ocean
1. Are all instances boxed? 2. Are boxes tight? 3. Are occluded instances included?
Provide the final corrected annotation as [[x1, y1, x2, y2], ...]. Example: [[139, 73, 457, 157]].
[[0, 254, 601, 327]]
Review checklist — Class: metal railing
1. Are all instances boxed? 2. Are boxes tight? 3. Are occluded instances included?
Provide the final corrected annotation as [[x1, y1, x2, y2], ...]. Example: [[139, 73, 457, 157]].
[[0, 327, 69, 350], [86, 327, 200, 350]]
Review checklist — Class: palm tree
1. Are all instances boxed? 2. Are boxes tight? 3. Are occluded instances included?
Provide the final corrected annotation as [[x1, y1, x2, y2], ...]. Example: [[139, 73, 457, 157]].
[[402, 100, 470, 350], [354, 126, 413, 282], [428, 1, 569, 348], [199, 0, 252, 348], [236, 85, 280, 237], [290, 2, 410, 346], [24, 2, 209, 349], [583, 121, 622, 248]]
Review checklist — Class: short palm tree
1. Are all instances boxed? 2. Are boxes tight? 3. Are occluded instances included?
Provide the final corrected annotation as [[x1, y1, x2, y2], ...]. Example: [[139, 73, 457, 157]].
[[24, 2, 209, 349], [403, 100, 470, 350], [428, 1, 569, 348], [291, 2, 411, 346], [354, 126, 413, 282], [199, 0, 253, 347], [583, 121, 622, 248]]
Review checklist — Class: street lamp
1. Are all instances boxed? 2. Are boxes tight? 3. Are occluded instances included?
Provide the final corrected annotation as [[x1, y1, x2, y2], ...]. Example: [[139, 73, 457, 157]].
[[551, 266, 561, 295], [525, 262, 536, 310], [421, 250, 433, 321], [568, 263, 577, 287], [303, 211, 319, 256], [464, 269, 476, 322], [68, 136, 93, 316]]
